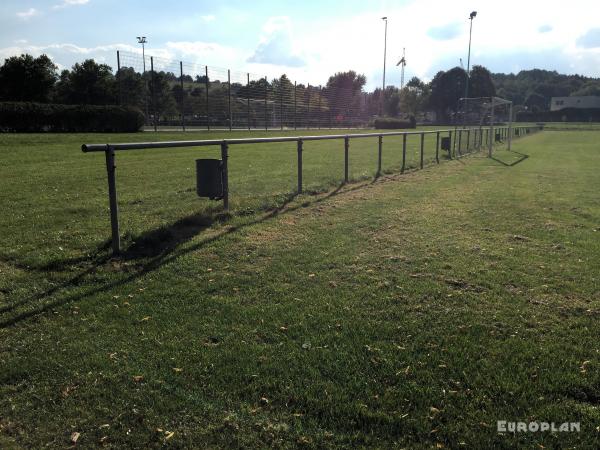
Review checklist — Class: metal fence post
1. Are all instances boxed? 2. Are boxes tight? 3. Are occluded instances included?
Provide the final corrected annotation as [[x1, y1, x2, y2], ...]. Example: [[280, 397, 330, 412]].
[[401, 134, 407, 173], [205, 66, 210, 131], [344, 136, 349, 182], [297, 139, 303, 194], [377, 135, 383, 176], [457, 129, 462, 157], [420, 132, 425, 169], [306, 84, 310, 129], [105, 146, 120, 254], [116, 50, 122, 106], [150, 57, 157, 132], [180, 61, 185, 131], [318, 86, 322, 130], [228, 69, 232, 131], [435, 131, 440, 164], [280, 81, 284, 131], [247, 73, 251, 131], [221, 142, 229, 209], [466, 129, 470, 152], [448, 130, 453, 159], [264, 76, 268, 131]]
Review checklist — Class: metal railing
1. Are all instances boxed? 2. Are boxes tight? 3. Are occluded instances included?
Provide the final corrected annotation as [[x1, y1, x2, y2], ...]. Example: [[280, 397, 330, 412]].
[[82, 125, 543, 253]]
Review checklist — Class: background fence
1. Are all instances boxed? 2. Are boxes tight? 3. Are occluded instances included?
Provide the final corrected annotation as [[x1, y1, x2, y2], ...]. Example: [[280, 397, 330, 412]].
[[117, 50, 373, 130]]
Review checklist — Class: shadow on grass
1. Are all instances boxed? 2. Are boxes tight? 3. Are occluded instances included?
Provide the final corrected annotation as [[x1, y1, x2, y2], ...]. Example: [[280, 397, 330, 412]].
[[490, 149, 529, 167], [0, 184, 355, 328], [0, 149, 462, 328]]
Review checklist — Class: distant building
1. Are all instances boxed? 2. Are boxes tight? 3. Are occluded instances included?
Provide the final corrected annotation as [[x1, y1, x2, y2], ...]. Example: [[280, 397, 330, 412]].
[[550, 96, 600, 111]]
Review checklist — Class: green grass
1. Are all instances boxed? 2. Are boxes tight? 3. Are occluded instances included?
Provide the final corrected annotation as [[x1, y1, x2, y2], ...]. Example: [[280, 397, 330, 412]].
[[1, 129, 599, 448]]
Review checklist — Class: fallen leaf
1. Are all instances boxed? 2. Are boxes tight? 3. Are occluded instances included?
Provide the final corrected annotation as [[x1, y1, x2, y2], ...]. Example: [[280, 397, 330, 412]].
[[132, 375, 144, 382], [71, 432, 80, 444], [140, 316, 151, 322], [173, 367, 183, 373], [165, 431, 175, 440]]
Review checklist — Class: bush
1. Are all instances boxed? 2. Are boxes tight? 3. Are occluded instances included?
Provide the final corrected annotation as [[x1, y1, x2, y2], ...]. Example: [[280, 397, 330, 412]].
[[373, 116, 416, 129], [516, 108, 600, 123], [0, 102, 145, 132]]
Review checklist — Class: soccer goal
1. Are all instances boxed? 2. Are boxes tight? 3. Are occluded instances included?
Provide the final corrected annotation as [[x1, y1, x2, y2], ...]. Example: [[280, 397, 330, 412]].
[[458, 96, 513, 156]]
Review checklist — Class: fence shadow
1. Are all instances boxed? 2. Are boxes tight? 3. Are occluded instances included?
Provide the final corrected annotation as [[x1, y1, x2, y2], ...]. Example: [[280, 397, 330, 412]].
[[0, 183, 359, 328], [490, 149, 529, 167]]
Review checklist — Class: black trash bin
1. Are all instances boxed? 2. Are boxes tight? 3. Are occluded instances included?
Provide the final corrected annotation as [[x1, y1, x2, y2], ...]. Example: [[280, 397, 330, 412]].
[[196, 158, 223, 200], [441, 137, 451, 151]]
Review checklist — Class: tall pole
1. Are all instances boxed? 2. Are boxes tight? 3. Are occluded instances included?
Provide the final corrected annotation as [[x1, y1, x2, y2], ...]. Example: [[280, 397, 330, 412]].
[[464, 12, 477, 101], [381, 16, 388, 117]]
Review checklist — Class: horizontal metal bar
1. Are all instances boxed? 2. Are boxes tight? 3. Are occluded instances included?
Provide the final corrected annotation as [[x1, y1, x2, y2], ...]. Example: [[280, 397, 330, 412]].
[[82, 126, 540, 153]]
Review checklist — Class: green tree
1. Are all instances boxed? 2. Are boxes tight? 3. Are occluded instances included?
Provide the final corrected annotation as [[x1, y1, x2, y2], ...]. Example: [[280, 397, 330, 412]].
[[429, 67, 467, 121], [57, 59, 116, 105], [0, 54, 57, 102], [469, 65, 496, 98]]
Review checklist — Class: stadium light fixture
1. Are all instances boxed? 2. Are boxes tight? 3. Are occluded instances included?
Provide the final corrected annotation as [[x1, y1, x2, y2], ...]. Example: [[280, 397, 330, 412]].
[[136, 36, 147, 73], [381, 16, 388, 116]]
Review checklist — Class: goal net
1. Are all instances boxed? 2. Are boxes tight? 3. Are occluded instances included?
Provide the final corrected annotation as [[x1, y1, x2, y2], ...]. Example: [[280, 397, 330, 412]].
[[458, 96, 513, 156]]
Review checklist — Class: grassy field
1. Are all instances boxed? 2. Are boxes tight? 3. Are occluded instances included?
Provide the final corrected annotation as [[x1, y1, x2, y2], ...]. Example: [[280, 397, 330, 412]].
[[1, 128, 599, 448]]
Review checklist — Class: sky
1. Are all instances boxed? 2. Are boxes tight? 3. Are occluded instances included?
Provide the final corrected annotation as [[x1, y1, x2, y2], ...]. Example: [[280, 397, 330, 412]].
[[1, 0, 600, 90]]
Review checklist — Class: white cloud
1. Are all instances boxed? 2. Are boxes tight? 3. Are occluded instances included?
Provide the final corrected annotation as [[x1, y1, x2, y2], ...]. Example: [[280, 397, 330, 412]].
[[53, 0, 90, 10], [200, 15, 216, 22], [16, 8, 39, 20], [247, 16, 306, 67]]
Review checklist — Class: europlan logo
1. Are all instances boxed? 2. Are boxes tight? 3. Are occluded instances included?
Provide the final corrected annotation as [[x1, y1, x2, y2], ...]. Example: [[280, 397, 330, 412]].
[[497, 421, 580, 433]]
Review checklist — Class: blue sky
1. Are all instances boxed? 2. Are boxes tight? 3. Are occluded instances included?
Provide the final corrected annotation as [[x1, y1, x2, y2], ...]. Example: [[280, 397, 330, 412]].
[[1, 0, 600, 89]]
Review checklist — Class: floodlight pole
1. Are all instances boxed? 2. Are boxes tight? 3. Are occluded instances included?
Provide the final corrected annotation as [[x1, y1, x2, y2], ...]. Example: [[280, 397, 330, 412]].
[[381, 16, 388, 117], [464, 12, 476, 101], [137, 37, 147, 73]]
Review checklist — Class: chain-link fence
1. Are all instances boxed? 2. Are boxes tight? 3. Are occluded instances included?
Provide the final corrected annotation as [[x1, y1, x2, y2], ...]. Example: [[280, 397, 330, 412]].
[[117, 50, 371, 130]]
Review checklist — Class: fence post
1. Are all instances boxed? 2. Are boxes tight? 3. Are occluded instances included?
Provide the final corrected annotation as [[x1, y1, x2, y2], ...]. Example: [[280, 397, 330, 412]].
[[116, 50, 122, 106], [180, 61, 185, 131], [205, 66, 210, 131], [377, 135, 383, 176], [105, 146, 120, 254], [401, 134, 407, 173], [247, 73, 250, 131], [228, 69, 232, 131], [221, 142, 229, 210], [448, 131, 453, 160], [264, 76, 268, 131], [344, 136, 349, 183], [150, 57, 157, 132], [435, 131, 440, 164], [420, 132, 425, 169], [294, 81, 297, 130], [306, 84, 310, 129], [280, 81, 284, 131], [466, 129, 470, 152], [297, 139, 303, 194], [457, 129, 462, 157], [318, 86, 322, 130], [452, 128, 457, 158]]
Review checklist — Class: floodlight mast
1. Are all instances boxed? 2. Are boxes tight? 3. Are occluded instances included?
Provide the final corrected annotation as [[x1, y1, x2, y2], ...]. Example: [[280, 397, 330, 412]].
[[136, 36, 147, 72], [381, 17, 388, 116], [464, 11, 477, 101]]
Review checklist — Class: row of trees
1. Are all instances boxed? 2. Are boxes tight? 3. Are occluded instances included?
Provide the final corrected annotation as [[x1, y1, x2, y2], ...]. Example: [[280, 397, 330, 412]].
[[3, 53, 597, 125], [492, 69, 600, 112]]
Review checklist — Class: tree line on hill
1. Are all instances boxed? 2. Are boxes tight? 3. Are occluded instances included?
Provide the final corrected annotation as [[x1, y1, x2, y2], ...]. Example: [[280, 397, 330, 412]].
[[1, 53, 599, 125]]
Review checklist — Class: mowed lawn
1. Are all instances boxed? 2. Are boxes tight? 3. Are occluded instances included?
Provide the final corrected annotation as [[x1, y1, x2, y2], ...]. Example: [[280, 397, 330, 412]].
[[0, 129, 599, 448]]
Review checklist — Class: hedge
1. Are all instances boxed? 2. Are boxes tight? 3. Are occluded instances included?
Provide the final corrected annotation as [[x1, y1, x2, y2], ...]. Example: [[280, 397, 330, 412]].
[[0, 102, 145, 132], [516, 108, 600, 123], [373, 116, 416, 129]]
